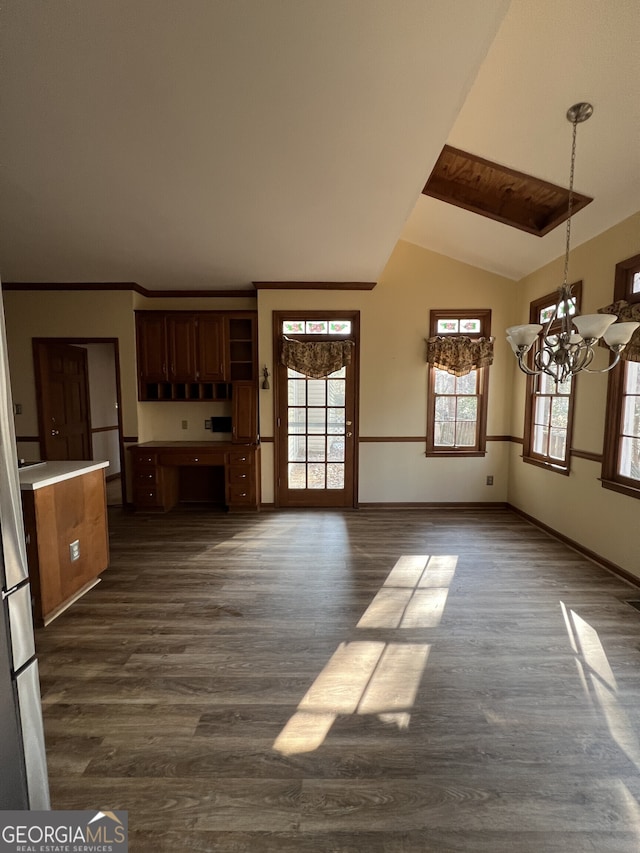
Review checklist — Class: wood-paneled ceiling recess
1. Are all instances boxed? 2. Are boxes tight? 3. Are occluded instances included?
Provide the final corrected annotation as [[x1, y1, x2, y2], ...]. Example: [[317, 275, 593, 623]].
[[423, 145, 593, 237]]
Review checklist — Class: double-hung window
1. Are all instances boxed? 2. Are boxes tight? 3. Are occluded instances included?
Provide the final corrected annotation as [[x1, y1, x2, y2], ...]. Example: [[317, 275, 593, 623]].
[[602, 254, 640, 498], [426, 309, 491, 457], [523, 284, 581, 473]]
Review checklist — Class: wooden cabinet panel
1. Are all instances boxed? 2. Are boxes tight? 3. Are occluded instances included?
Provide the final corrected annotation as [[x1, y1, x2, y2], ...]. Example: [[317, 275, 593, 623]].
[[232, 383, 258, 444], [136, 313, 167, 382], [166, 314, 197, 382], [197, 314, 226, 381]]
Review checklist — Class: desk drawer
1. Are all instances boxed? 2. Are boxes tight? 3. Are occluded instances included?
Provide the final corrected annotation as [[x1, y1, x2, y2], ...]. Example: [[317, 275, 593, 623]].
[[227, 483, 255, 505], [158, 451, 223, 466], [133, 486, 162, 507], [134, 468, 158, 485], [228, 450, 252, 466], [227, 467, 253, 485], [131, 452, 158, 466]]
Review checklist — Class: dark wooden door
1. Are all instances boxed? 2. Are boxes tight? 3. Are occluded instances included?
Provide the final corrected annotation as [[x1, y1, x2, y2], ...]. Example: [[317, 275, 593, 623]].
[[197, 314, 226, 381], [34, 341, 92, 461], [274, 312, 359, 508], [166, 314, 197, 382], [136, 313, 167, 382]]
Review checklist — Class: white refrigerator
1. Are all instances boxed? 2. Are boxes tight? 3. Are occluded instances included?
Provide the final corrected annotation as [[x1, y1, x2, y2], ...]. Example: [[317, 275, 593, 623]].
[[0, 282, 50, 809]]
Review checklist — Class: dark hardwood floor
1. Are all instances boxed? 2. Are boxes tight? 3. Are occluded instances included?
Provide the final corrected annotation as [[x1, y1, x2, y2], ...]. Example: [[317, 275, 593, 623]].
[[35, 506, 640, 852]]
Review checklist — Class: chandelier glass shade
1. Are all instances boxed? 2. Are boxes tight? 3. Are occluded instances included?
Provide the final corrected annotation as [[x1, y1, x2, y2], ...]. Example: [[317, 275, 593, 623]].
[[507, 103, 640, 385]]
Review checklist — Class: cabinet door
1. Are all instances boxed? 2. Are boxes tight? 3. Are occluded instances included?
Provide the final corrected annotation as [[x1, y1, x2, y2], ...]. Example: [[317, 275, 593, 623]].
[[197, 314, 226, 381], [166, 314, 198, 382], [232, 383, 258, 443], [136, 313, 167, 382]]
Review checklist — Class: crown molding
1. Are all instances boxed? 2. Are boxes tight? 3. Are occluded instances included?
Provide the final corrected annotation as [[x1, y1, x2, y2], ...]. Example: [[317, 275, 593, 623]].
[[253, 281, 376, 291], [2, 282, 256, 298]]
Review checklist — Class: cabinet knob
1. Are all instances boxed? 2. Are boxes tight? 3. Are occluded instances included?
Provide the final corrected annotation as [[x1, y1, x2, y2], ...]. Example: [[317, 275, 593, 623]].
[[239, 473, 246, 479], [194, 457, 199, 462]]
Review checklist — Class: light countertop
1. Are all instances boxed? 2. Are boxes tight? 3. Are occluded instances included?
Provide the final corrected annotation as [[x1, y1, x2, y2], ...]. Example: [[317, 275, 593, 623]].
[[18, 460, 109, 491]]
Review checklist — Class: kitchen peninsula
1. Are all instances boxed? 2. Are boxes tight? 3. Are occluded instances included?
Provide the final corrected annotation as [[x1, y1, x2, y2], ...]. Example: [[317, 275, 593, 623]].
[[19, 461, 110, 626]]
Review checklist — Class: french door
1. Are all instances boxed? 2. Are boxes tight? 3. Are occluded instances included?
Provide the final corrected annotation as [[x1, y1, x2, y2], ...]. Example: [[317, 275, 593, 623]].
[[274, 311, 359, 508]]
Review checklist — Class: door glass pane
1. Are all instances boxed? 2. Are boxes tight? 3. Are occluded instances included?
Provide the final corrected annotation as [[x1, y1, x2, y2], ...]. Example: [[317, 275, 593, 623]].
[[307, 436, 326, 461], [327, 463, 345, 489], [328, 436, 345, 462], [288, 435, 306, 462], [308, 408, 326, 433], [328, 379, 346, 406], [288, 408, 306, 434], [308, 463, 326, 488], [307, 380, 326, 406], [288, 379, 306, 405], [327, 408, 345, 433], [288, 463, 307, 489]]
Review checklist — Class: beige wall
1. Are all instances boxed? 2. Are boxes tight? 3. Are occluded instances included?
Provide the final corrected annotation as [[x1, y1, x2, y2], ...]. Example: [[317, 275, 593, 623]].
[[258, 240, 515, 504], [506, 212, 640, 577], [3, 290, 138, 455], [4, 216, 639, 578]]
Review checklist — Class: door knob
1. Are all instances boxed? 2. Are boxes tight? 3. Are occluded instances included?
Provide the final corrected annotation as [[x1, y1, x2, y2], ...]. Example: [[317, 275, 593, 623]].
[[346, 432, 353, 437], [51, 429, 60, 436]]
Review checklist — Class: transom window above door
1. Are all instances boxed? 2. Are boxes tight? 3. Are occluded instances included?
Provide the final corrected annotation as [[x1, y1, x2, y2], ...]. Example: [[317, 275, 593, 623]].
[[282, 320, 352, 336]]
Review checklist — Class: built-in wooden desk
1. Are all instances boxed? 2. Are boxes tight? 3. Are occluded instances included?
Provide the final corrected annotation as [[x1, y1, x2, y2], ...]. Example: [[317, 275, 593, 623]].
[[129, 442, 260, 512]]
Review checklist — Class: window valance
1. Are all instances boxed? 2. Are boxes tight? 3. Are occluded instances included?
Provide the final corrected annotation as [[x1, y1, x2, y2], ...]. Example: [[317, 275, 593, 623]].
[[281, 338, 354, 379], [426, 335, 494, 377], [598, 300, 640, 363]]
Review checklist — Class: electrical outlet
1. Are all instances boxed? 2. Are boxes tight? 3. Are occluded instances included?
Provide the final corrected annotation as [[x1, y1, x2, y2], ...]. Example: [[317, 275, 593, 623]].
[[204, 419, 212, 430], [181, 420, 188, 430], [69, 539, 80, 561], [14, 403, 22, 415], [486, 475, 494, 486]]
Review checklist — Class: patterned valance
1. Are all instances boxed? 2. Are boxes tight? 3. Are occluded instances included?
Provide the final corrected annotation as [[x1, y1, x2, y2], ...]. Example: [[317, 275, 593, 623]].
[[598, 300, 640, 362], [426, 335, 494, 377], [281, 338, 354, 379]]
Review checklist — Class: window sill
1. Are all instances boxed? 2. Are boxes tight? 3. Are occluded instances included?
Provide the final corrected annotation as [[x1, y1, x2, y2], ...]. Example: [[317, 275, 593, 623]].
[[425, 450, 487, 458], [601, 477, 640, 500], [522, 455, 570, 476]]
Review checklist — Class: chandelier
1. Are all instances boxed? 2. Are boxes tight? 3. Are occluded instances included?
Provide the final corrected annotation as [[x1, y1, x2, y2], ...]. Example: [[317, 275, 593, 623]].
[[507, 102, 639, 385]]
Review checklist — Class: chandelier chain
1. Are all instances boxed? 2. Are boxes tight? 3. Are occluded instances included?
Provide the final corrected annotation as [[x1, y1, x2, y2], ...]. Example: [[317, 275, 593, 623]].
[[562, 116, 579, 290]]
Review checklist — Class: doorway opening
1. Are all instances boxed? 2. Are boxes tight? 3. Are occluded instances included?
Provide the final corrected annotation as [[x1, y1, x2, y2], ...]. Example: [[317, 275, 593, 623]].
[[33, 338, 125, 507]]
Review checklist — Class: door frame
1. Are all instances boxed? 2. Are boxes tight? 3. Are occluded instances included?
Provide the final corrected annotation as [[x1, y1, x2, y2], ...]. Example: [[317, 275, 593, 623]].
[[272, 310, 360, 509], [33, 337, 126, 507]]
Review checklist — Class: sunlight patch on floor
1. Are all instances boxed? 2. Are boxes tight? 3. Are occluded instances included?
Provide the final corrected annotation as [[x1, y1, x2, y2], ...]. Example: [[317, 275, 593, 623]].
[[273, 554, 455, 755]]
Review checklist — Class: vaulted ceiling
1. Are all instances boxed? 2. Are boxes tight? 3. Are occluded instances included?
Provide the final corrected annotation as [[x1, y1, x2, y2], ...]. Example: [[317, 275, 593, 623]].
[[0, 1, 638, 291]]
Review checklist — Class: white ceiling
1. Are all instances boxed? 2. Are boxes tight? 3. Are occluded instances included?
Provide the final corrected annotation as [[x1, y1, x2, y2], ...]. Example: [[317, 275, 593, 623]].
[[0, 0, 638, 291]]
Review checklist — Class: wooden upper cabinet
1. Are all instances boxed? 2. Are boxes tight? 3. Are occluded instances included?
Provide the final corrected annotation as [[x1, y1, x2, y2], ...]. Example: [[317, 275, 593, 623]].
[[136, 310, 257, 401], [197, 314, 227, 381], [166, 314, 198, 382], [136, 313, 168, 382]]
